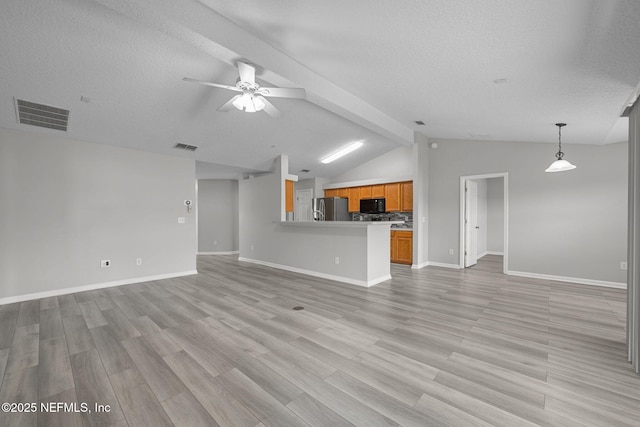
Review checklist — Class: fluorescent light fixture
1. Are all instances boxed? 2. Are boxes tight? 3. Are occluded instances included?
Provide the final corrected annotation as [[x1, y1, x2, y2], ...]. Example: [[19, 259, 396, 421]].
[[321, 141, 364, 164]]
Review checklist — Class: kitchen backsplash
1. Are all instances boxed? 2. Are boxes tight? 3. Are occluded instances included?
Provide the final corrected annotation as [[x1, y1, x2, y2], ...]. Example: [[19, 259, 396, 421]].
[[351, 212, 413, 228]]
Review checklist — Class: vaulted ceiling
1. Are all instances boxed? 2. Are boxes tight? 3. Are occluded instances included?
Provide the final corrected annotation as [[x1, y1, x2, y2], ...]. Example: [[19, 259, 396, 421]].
[[2, 0, 639, 179]]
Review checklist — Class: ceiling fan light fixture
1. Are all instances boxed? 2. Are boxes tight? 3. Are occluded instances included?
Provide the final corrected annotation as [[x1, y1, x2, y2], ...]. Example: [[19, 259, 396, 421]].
[[321, 141, 364, 164], [232, 92, 265, 113], [545, 123, 576, 173]]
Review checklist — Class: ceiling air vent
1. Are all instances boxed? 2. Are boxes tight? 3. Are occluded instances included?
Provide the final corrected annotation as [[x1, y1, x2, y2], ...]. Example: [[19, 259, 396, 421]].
[[15, 99, 69, 131], [173, 142, 198, 151]]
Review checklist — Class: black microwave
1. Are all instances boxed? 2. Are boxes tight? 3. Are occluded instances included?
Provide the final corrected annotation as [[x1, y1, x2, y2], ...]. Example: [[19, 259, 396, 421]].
[[360, 198, 386, 214]]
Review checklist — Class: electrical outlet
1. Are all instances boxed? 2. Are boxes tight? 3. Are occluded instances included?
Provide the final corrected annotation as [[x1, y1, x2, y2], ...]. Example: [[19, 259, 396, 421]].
[[621, 261, 628, 270], [335, 256, 340, 265], [136, 258, 143, 266], [251, 245, 254, 251], [448, 249, 454, 255], [213, 240, 218, 246], [100, 260, 111, 268]]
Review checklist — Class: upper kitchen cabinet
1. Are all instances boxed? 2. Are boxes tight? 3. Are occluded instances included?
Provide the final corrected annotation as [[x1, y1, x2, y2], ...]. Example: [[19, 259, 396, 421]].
[[371, 184, 385, 198], [401, 181, 413, 211], [286, 180, 294, 213], [337, 188, 349, 198], [348, 187, 360, 212], [384, 183, 401, 211], [324, 188, 338, 198], [359, 186, 372, 199]]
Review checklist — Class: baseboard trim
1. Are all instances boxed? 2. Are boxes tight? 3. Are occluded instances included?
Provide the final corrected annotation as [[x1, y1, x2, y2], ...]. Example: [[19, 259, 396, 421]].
[[427, 262, 463, 269], [237, 257, 390, 288], [507, 270, 627, 289], [0, 270, 199, 305], [197, 251, 239, 255], [485, 251, 504, 256], [411, 261, 430, 269]]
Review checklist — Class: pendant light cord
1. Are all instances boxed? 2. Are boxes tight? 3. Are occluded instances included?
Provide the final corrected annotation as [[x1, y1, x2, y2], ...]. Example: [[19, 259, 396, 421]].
[[556, 123, 566, 160]]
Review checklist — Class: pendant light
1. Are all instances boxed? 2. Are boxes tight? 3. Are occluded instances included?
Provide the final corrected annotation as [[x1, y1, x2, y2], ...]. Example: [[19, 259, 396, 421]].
[[545, 123, 576, 172]]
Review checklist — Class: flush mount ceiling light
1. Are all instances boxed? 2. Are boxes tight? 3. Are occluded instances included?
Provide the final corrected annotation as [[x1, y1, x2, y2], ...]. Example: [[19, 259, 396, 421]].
[[545, 123, 576, 173], [321, 141, 364, 164]]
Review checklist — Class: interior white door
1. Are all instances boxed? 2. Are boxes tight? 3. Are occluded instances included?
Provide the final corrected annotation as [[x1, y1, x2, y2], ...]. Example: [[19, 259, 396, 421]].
[[295, 189, 313, 221], [464, 180, 479, 267]]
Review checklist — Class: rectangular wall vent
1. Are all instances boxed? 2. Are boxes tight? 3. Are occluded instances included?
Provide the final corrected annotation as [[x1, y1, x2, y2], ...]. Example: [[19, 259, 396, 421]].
[[173, 142, 198, 151], [15, 99, 69, 131]]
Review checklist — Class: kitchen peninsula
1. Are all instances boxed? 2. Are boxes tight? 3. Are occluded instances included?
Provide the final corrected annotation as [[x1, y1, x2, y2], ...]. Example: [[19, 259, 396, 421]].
[[273, 220, 403, 287]]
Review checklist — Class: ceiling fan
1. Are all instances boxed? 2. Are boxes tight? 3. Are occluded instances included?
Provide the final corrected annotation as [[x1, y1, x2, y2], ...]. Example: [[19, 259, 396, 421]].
[[183, 62, 306, 118]]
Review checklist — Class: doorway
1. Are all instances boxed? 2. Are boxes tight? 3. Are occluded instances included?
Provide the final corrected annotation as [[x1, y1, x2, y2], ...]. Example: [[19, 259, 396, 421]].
[[294, 188, 314, 221], [459, 173, 509, 273]]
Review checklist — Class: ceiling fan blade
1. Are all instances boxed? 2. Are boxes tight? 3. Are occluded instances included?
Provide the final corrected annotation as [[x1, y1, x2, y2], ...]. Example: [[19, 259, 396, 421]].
[[259, 96, 281, 118], [217, 95, 240, 112], [183, 77, 241, 92], [258, 87, 306, 99], [237, 62, 255, 84]]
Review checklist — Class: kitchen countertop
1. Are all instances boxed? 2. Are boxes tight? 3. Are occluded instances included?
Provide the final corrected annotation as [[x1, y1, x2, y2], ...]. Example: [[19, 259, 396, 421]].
[[278, 220, 404, 228]]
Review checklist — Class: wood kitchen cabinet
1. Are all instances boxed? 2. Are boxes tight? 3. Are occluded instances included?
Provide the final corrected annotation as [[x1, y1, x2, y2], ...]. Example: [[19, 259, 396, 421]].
[[390, 230, 412, 264], [348, 187, 360, 212], [384, 183, 401, 211], [359, 185, 372, 199], [285, 180, 294, 212], [323, 181, 413, 212], [401, 181, 413, 211], [371, 184, 385, 198], [324, 188, 338, 198]]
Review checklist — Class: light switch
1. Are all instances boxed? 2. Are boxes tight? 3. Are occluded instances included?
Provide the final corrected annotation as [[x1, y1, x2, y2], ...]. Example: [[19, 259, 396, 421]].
[[178, 217, 186, 224]]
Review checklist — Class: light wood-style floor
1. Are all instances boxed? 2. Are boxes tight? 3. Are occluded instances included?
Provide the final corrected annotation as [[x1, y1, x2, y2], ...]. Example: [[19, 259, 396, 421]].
[[1, 254, 638, 426]]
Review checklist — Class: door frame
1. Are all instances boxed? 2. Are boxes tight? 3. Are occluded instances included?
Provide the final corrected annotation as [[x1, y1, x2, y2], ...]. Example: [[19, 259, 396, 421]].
[[464, 180, 479, 267], [459, 172, 509, 273]]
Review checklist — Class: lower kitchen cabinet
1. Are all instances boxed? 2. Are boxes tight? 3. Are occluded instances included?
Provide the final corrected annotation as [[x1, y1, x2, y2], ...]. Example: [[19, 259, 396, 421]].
[[390, 230, 412, 264]]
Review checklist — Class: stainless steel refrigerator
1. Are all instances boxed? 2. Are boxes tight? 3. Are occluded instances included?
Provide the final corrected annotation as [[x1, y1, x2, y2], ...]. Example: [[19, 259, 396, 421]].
[[312, 197, 349, 221]]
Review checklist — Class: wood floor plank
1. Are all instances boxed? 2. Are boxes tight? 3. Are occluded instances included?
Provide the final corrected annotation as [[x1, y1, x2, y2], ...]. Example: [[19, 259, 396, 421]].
[[162, 350, 261, 427], [121, 335, 187, 402], [0, 367, 38, 427], [16, 300, 40, 327], [0, 303, 20, 349], [38, 336, 74, 398], [62, 315, 94, 355], [69, 349, 125, 426], [89, 325, 135, 375], [109, 367, 173, 427], [39, 307, 65, 340], [78, 300, 108, 329], [100, 307, 141, 341], [286, 392, 355, 427], [5, 324, 39, 373], [217, 368, 308, 427], [38, 388, 84, 427], [161, 390, 221, 427]]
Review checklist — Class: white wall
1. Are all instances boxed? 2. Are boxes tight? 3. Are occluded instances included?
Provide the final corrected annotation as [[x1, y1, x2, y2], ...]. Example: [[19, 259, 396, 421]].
[[0, 127, 197, 302], [327, 146, 413, 184], [486, 177, 505, 253], [197, 179, 238, 253], [429, 138, 627, 284]]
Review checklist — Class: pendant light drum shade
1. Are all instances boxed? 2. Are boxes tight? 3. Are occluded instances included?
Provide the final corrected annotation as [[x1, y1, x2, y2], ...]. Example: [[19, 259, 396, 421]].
[[545, 123, 576, 172]]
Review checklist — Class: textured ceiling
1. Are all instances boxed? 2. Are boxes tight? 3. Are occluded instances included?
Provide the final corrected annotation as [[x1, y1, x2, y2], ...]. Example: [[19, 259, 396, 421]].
[[2, 0, 639, 179]]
